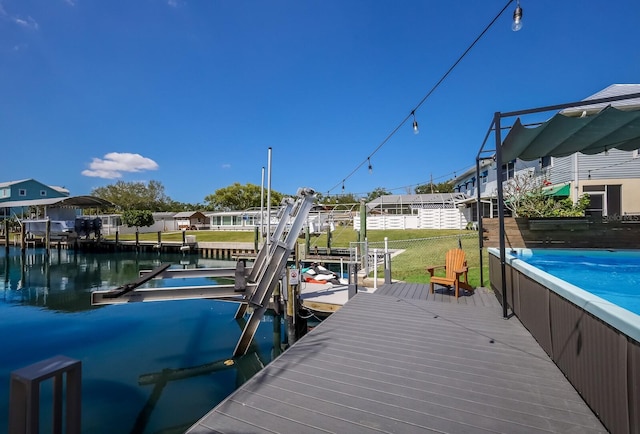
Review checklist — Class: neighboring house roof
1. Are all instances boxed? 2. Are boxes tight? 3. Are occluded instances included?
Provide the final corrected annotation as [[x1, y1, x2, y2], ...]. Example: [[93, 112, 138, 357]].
[[367, 193, 469, 210], [152, 212, 177, 218], [561, 84, 640, 116], [0, 179, 32, 188], [50, 185, 70, 195], [173, 211, 206, 219]]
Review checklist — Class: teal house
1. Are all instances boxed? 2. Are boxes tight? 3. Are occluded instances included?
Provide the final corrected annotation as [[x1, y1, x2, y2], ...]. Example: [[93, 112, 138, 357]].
[[0, 179, 70, 219]]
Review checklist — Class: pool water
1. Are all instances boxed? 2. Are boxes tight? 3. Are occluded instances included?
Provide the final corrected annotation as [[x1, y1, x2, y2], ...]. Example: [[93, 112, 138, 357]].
[[0, 247, 284, 434], [510, 249, 640, 316]]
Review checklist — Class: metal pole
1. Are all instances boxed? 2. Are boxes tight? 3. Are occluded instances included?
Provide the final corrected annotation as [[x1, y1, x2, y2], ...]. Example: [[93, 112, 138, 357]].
[[266, 148, 272, 252], [494, 112, 508, 319], [476, 156, 484, 287], [260, 166, 265, 240], [373, 248, 378, 291]]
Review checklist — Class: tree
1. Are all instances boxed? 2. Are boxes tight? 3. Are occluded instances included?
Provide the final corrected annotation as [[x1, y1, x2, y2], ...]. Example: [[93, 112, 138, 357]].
[[503, 173, 589, 218], [121, 209, 155, 230], [415, 181, 454, 194], [319, 192, 361, 205], [365, 187, 391, 202], [92, 180, 171, 211], [204, 183, 285, 211]]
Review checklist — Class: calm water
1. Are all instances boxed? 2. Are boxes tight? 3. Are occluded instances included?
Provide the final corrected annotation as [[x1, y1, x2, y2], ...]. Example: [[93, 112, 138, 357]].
[[0, 247, 285, 434], [511, 249, 640, 316]]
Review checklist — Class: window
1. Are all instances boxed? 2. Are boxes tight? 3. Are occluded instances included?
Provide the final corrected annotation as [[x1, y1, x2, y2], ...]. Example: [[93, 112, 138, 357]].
[[19, 189, 26, 196], [40, 190, 47, 197], [481, 170, 488, 184], [501, 161, 515, 180], [540, 156, 552, 170], [583, 184, 622, 217]]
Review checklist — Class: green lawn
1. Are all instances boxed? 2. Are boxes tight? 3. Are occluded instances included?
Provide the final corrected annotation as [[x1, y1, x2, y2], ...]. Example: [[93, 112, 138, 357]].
[[100, 226, 492, 288]]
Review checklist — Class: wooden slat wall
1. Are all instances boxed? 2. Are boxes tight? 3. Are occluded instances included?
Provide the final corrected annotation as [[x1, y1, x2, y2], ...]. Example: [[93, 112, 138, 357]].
[[482, 217, 640, 249], [490, 254, 640, 434]]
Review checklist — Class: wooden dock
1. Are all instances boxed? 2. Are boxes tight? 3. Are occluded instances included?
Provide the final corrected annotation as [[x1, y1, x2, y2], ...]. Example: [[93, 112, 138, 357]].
[[188, 282, 606, 433]]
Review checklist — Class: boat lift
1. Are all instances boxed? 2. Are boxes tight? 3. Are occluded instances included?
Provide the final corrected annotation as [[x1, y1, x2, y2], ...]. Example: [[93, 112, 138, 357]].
[[91, 187, 317, 357]]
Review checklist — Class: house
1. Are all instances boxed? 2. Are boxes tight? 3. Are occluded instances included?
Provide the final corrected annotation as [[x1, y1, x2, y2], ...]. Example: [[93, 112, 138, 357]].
[[458, 84, 640, 221], [0, 179, 70, 219], [174, 211, 208, 230]]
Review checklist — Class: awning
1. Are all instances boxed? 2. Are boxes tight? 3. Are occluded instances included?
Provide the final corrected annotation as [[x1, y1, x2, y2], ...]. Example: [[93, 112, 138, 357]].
[[0, 195, 114, 209], [542, 183, 570, 197], [501, 105, 640, 162]]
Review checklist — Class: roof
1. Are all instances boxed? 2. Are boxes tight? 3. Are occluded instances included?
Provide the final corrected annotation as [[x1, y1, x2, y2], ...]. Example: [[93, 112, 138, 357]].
[[0, 195, 114, 209], [501, 85, 640, 162], [367, 193, 469, 210], [173, 211, 206, 218], [0, 178, 33, 188], [561, 84, 640, 116]]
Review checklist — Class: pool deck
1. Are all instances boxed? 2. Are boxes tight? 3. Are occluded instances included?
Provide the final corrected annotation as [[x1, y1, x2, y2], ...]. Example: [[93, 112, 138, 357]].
[[187, 283, 606, 433]]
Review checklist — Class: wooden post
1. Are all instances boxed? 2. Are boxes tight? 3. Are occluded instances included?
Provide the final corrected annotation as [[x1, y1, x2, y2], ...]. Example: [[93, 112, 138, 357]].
[[305, 226, 310, 257], [20, 223, 26, 254], [4, 219, 9, 253], [254, 226, 259, 252], [115, 230, 119, 251], [45, 219, 51, 256], [327, 226, 332, 255], [156, 231, 162, 251], [286, 277, 296, 346], [135, 230, 140, 251]]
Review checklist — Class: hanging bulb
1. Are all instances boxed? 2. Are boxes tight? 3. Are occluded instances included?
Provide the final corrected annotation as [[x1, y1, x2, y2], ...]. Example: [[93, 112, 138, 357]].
[[512, 1, 523, 32], [342, 181, 345, 192], [412, 111, 419, 135], [368, 158, 373, 174]]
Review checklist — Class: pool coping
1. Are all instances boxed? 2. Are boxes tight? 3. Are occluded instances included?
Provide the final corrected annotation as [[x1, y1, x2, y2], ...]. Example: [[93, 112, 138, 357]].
[[489, 247, 640, 343]]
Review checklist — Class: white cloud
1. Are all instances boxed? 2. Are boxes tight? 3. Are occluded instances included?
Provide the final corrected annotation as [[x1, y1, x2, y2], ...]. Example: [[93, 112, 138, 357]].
[[82, 152, 159, 179], [167, 0, 180, 7], [221, 163, 231, 169], [64, 0, 76, 6], [13, 16, 38, 30]]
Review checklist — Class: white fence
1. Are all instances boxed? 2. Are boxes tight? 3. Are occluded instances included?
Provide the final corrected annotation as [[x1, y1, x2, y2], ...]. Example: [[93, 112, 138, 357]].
[[354, 208, 468, 231]]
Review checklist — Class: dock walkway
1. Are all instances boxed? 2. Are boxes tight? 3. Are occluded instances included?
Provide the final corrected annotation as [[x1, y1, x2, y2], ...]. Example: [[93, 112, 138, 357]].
[[187, 283, 606, 433]]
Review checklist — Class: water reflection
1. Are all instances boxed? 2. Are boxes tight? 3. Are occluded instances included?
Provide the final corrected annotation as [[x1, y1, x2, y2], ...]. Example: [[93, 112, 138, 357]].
[[0, 247, 285, 434], [0, 247, 234, 312]]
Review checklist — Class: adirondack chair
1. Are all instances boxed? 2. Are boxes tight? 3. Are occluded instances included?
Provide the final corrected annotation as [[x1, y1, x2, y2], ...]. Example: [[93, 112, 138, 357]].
[[427, 248, 474, 298]]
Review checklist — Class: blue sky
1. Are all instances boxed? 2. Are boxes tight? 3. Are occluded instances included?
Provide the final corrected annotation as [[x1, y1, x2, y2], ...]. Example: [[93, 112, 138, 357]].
[[1, 0, 638, 204]]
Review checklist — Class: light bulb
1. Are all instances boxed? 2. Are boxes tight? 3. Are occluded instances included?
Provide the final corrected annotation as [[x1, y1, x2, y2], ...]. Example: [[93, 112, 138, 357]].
[[512, 4, 523, 31], [368, 159, 373, 174], [413, 119, 419, 135]]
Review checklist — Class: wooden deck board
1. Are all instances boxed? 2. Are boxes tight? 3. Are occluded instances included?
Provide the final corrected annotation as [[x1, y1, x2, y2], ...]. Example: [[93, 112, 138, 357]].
[[188, 284, 606, 433]]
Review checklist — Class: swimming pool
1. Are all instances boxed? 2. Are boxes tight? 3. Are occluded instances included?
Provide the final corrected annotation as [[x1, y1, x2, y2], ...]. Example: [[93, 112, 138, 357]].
[[491, 247, 640, 342], [509, 249, 640, 316]]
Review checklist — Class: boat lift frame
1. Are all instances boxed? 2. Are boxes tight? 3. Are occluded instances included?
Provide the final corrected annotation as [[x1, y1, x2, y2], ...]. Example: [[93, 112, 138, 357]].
[[91, 187, 317, 357]]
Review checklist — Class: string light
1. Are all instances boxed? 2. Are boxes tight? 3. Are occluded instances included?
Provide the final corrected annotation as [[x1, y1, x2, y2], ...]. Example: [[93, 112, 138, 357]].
[[324, 0, 521, 195], [512, 0, 523, 32], [368, 158, 373, 174]]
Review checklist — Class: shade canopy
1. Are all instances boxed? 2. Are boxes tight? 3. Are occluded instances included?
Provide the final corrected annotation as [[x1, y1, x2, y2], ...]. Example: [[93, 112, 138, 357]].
[[0, 195, 114, 209], [501, 106, 640, 163]]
